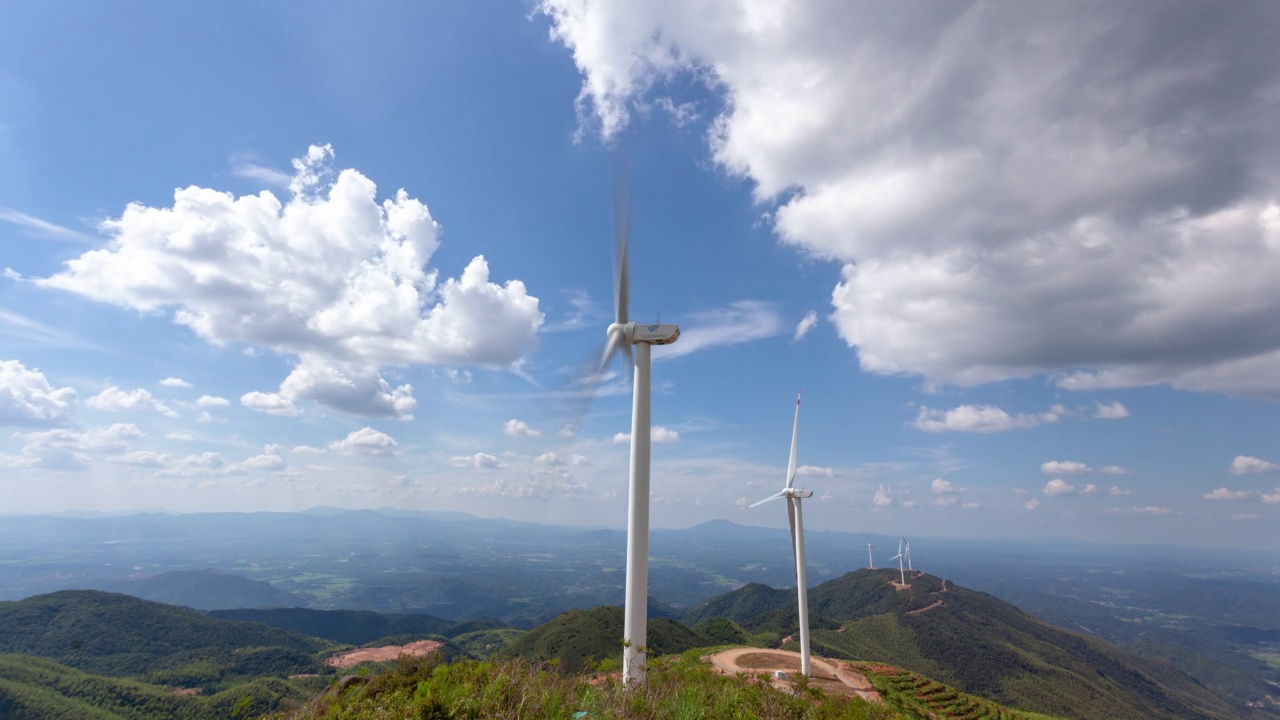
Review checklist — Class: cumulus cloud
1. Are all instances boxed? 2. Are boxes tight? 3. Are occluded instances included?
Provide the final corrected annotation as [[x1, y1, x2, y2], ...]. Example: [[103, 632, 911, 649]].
[[1041, 460, 1091, 475], [1043, 479, 1078, 497], [241, 391, 299, 416], [196, 395, 230, 407], [539, 2, 1280, 396], [533, 452, 564, 466], [614, 425, 680, 443], [160, 377, 192, 388], [1109, 486, 1133, 496], [1093, 402, 1130, 420], [793, 311, 819, 341], [231, 445, 287, 472], [504, 419, 541, 437], [449, 452, 504, 469], [930, 478, 963, 494], [1262, 489, 1280, 504], [796, 465, 836, 477], [35, 145, 543, 417], [913, 404, 1060, 433], [107, 450, 168, 466], [6, 423, 144, 470], [873, 485, 894, 508], [0, 360, 76, 426], [329, 427, 398, 456], [1203, 487, 1250, 501], [1230, 455, 1280, 474], [1024, 498, 1041, 511], [86, 387, 177, 417]]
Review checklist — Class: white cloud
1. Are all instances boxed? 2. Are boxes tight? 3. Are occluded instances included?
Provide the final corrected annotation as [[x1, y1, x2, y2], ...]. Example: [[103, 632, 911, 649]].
[[1043, 479, 1077, 497], [1101, 465, 1133, 476], [534, 452, 564, 466], [196, 395, 230, 407], [1232, 513, 1259, 521], [657, 301, 785, 359], [454, 475, 587, 498], [0, 360, 77, 426], [1105, 506, 1173, 515], [1203, 487, 1250, 501], [449, 452, 504, 469], [931, 495, 958, 507], [571, 454, 590, 466], [1081, 484, 1100, 496], [231, 445, 287, 471], [614, 425, 680, 443], [160, 377, 193, 389], [231, 161, 291, 188], [86, 387, 176, 417], [1261, 489, 1280, 504], [1041, 460, 1091, 475], [107, 450, 168, 467], [1109, 486, 1133, 496], [329, 427, 398, 456], [961, 501, 981, 509], [241, 391, 299, 416], [796, 465, 836, 478], [540, 2, 1280, 397], [793, 311, 818, 341], [930, 478, 957, 494], [1024, 498, 1041, 511], [166, 433, 193, 441], [1093, 401, 1130, 420], [1230, 455, 1280, 474], [913, 404, 1058, 433], [504, 419, 541, 437], [291, 445, 325, 454], [9, 423, 145, 470], [0, 208, 92, 242], [35, 145, 543, 417], [873, 485, 894, 508]]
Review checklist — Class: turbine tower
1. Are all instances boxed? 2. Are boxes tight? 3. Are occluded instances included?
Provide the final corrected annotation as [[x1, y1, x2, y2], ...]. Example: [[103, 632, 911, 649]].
[[597, 178, 680, 686], [749, 392, 814, 677], [867, 543, 875, 569], [904, 537, 913, 572], [889, 538, 906, 585]]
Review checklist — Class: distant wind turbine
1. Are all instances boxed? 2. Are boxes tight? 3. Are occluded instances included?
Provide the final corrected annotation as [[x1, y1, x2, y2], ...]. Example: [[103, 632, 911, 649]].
[[904, 537, 913, 572], [889, 537, 906, 585], [866, 543, 875, 569], [595, 172, 681, 686], [749, 392, 814, 677]]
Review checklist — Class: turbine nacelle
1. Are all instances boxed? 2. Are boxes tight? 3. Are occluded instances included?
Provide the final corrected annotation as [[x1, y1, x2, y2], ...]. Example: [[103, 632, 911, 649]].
[[606, 322, 681, 346]]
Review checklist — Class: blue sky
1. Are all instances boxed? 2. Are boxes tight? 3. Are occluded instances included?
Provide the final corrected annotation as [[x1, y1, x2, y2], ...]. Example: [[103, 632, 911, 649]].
[[2, 1, 1278, 547]]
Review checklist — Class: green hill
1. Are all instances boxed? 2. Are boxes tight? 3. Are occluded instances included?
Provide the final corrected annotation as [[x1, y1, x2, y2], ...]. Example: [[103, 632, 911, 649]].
[[690, 569, 1257, 720], [0, 590, 332, 685], [209, 607, 454, 646], [499, 606, 711, 672], [104, 570, 296, 611]]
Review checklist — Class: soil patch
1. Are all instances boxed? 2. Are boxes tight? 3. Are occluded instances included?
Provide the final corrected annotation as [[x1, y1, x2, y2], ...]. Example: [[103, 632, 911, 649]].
[[324, 639, 443, 668]]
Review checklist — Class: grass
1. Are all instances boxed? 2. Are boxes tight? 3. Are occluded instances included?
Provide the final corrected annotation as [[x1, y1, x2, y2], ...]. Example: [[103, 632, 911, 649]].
[[851, 663, 1063, 720], [265, 651, 907, 720]]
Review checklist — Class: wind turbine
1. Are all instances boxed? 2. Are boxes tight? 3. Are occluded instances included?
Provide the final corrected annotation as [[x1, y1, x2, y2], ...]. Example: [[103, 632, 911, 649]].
[[596, 177, 680, 686], [904, 537, 913, 573], [867, 543, 875, 569], [889, 538, 906, 585], [749, 392, 814, 677]]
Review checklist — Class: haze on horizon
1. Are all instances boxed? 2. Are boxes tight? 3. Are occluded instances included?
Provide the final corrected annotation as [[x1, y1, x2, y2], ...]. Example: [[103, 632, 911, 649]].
[[2, 1, 1279, 547]]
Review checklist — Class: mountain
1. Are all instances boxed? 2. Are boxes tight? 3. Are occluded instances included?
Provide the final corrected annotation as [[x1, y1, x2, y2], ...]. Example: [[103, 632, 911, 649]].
[[687, 569, 1258, 720], [209, 607, 454, 646], [0, 590, 331, 683], [104, 569, 297, 610], [499, 606, 710, 672]]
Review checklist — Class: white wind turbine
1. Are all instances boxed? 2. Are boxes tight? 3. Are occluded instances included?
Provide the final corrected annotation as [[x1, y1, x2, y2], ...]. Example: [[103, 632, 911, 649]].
[[866, 543, 875, 569], [889, 538, 906, 585], [904, 537, 913, 573], [749, 392, 814, 677], [595, 178, 681, 686]]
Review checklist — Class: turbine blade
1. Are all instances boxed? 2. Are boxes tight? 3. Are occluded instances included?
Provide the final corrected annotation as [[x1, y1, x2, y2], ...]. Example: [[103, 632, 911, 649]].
[[785, 391, 801, 489], [747, 490, 787, 508], [613, 162, 630, 326], [597, 332, 622, 376]]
